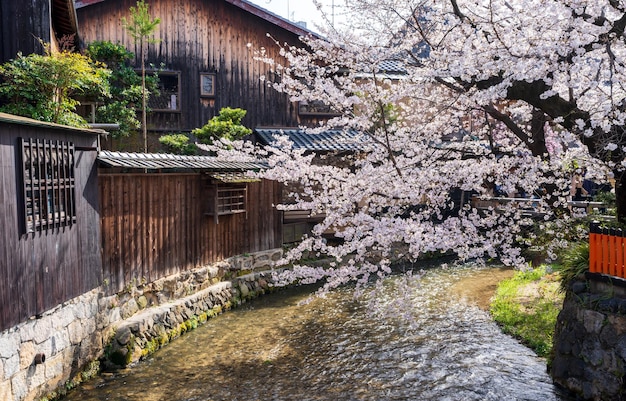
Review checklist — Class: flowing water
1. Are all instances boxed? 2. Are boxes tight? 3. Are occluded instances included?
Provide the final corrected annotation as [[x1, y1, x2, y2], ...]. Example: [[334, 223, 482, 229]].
[[65, 264, 574, 401]]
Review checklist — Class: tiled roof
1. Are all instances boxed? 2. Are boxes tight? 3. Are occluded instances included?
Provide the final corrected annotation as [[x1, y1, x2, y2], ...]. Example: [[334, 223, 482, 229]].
[[97, 151, 267, 172], [255, 128, 367, 152]]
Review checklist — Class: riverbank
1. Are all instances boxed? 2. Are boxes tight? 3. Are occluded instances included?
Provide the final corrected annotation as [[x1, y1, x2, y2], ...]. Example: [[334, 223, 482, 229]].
[[489, 265, 564, 357]]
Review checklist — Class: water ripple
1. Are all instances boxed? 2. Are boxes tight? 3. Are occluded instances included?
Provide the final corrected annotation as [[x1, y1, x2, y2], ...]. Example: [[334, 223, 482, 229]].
[[64, 264, 574, 401]]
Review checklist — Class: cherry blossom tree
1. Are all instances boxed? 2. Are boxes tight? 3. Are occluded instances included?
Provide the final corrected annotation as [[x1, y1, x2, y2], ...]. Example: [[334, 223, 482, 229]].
[[207, 0, 626, 290]]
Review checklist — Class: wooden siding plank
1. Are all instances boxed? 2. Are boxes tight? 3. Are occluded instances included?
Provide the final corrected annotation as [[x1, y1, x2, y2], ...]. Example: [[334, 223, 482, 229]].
[[96, 174, 282, 300], [76, 0, 307, 134], [0, 122, 100, 331]]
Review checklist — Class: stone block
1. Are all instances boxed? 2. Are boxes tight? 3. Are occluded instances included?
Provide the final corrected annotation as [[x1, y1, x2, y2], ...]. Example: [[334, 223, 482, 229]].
[[615, 335, 626, 361], [565, 377, 583, 395], [109, 307, 122, 325], [571, 281, 587, 294], [270, 249, 283, 261], [0, 379, 11, 401], [208, 266, 220, 278], [120, 299, 139, 320], [44, 352, 65, 381], [19, 342, 36, 370], [86, 297, 99, 318], [19, 324, 35, 344], [157, 293, 170, 305], [51, 330, 70, 356], [53, 306, 75, 330], [580, 343, 604, 367], [239, 282, 250, 298], [0, 334, 18, 359], [10, 371, 27, 401], [599, 323, 618, 347], [33, 318, 52, 345], [68, 320, 85, 345], [582, 309, 605, 334], [116, 327, 132, 346], [137, 296, 148, 310], [618, 299, 626, 314], [582, 380, 594, 400], [4, 353, 19, 379], [29, 363, 47, 388], [601, 350, 622, 375], [194, 268, 209, 283], [607, 314, 626, 336]]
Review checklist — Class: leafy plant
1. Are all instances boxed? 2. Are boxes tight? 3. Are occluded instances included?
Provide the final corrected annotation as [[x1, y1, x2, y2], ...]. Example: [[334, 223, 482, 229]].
[[193, 107, 252, 144], [557, 241, 589, 292], [0, 42, 111, 127], [86, 41, 160, 138], [594, 190, 616, 205], [159, 133, 197, 155]]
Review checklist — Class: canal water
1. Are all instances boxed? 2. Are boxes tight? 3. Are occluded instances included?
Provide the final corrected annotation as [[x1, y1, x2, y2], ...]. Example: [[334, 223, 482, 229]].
[[65, 264, 573, 401]]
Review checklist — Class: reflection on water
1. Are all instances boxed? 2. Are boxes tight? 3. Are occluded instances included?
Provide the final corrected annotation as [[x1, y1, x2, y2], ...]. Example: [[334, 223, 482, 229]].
[[64, 264, 573, 401]]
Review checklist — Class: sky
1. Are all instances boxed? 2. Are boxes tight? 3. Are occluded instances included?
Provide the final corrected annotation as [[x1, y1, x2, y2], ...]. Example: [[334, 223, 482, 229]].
[[246, 0, 347, 32]]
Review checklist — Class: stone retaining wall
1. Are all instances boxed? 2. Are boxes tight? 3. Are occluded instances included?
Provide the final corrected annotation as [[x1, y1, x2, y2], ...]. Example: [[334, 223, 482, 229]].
[[551, 274, 626, 400], [103, 272, 275, 370], [0, 248, 282, 401]]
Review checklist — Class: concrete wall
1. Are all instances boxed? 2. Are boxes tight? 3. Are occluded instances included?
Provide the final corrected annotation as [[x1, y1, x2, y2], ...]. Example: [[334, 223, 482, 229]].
[[551, 274, 626, 400], [0, 248, 282, 401]]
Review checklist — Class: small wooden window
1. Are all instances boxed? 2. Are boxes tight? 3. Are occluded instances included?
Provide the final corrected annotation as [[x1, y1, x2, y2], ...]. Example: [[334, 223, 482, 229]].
[[200, 73, 216, 97], [20, 138, 76, 233], [205, 184, 247, 223], [147, 70, 181, 112], [217, 186, 246, 214]]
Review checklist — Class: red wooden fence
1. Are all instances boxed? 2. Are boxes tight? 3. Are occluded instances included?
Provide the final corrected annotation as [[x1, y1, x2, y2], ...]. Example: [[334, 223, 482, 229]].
[[589, 223, 626, 279]]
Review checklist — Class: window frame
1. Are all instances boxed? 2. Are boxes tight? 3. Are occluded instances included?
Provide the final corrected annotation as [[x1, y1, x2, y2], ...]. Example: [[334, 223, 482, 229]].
[[200, 72, 216, 97], [146, 70, 181, 112], [19, 138, 77, 233], [205, 183, 248, 224]]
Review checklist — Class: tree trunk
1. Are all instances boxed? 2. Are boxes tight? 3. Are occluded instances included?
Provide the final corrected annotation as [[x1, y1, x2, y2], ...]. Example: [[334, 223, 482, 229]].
[[615, 171, 626, 225], [141, 38, 147, 153]]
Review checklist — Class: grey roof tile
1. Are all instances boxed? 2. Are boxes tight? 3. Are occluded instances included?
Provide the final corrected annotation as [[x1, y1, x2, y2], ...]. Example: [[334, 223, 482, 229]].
[[98, 150, 267, 171], [255, 128, 366, 152]]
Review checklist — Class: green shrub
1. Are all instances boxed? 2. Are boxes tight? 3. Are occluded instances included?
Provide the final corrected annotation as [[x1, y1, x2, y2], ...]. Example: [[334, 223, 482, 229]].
[[193, 107, 251, 144], [159, 133, 197, 155]]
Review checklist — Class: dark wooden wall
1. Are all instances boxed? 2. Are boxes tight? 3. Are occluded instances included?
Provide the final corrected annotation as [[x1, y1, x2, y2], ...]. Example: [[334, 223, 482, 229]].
[[0, 120, 101, 332], [77, 0, 317, 135], [99, 173, 282, 294], [0, 0, 52, 64]]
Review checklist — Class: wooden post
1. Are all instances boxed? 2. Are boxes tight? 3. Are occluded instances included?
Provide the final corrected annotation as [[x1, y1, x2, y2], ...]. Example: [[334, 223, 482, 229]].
[[589, 221, 600, 273]]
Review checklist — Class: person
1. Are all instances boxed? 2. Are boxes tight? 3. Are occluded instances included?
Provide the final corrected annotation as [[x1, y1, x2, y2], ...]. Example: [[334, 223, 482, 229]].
[[571, 169, 588, 202]]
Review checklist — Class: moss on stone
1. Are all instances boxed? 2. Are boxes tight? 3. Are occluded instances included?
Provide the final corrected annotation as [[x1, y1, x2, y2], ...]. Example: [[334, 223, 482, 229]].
[[38, 360, 101, 401], [198, 312, 208, 323]]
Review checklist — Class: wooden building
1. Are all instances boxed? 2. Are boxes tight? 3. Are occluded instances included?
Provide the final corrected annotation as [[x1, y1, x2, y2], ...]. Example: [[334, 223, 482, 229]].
[[97, 151, 282, 294], [0, 0, 80, 64], [0, 112, 102, 332], [75, 0, 322, 148]]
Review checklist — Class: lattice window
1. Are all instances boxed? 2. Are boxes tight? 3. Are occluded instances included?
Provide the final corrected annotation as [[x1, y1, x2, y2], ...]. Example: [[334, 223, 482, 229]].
[[205, 183, 247, 223], [216, 186, 247, 214], [20, 138, 76, 233]]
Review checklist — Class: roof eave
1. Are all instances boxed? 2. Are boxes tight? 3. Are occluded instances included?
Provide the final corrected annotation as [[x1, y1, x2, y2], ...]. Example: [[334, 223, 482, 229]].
[[75, 0, 320, 39]]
